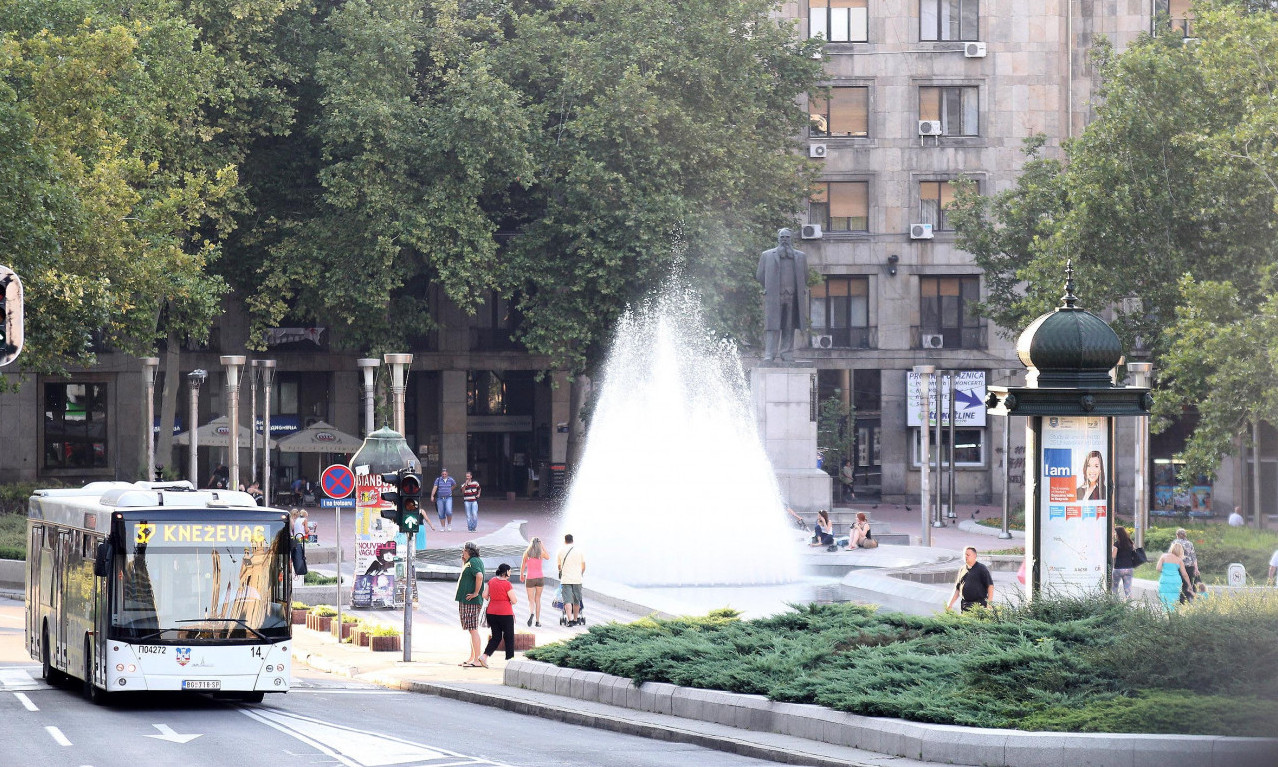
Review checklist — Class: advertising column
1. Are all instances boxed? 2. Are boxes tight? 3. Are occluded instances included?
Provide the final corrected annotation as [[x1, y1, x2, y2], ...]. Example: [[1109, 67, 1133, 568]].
[[352, 470, 400, 608], [1039, 416, 1110, 595]]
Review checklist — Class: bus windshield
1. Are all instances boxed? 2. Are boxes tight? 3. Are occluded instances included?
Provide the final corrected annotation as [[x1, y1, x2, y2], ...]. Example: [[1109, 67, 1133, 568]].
[[113, 520, 290, 643]]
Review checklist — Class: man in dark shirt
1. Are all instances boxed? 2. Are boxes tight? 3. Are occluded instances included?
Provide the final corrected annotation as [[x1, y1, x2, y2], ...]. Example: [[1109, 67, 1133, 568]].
[[947, 546, 995, 612]]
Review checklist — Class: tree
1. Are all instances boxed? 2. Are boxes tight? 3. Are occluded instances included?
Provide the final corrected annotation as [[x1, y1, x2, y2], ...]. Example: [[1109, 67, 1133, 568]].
[[949, 1, 1278, 481], [817, 395, 855, 482]]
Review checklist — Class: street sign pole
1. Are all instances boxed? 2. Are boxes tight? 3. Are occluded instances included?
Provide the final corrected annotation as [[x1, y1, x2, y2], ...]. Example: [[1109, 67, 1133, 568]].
[[404, 531, 414, 662], [320, 464, 357, 640]]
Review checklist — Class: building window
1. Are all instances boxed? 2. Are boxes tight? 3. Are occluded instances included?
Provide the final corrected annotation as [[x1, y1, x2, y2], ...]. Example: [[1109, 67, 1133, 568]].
[[810, 182, 869, 233], [44, 383, 108, 469], [920, 0, 978, 42], [811, 277, 871, 348], [810, 0, 868, 43], [919, 86, 978, 136], [1153, 0, 1193, 37], [918, 180, 968, 231], [912, 427, 985, 466], [810, 87, 869, 138], [920, 276, 982, 349]]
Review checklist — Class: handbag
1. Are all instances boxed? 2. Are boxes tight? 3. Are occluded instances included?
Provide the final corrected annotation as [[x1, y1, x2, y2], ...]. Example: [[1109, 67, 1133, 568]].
[[1131, 546, 1148, 566], [551, 584, 565, 610]]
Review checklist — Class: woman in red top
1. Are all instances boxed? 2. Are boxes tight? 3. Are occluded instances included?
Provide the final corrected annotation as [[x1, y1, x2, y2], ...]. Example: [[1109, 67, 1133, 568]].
[[478, 563, 518, 667]]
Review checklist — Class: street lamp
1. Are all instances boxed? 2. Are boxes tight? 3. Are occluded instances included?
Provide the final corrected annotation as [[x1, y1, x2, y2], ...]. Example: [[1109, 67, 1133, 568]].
[[383, 353, 413, 436], [258, 360, 277, 505], [141, 357, 159, 482], [249, 360, 261, 484], [187, 369, 207, 486], [1127, 362, 1153, 548], [913, 365, 936, 547], [221, 355, 247, 490], [357, 358, 380, 436]]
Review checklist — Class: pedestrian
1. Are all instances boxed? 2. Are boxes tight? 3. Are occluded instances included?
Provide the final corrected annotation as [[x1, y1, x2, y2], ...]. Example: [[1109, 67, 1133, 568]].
[[289, 508, 308, 579], [292, 508, 309, 540], [848, 511, 874, 549], [477, 563, 518, 668], [1156, 542, 1193, 613], [460, 471, 482, 532], [520, 537, 551, 627], [840, 459, 855, 503], [431, 468, 457, 531], [947, 547, 995, 613], [246, 481, 265, 505], [208, 464, 230, 490], [1174, 528, 1200, 601], [1228, 506, 1245, 527], [808, 509, 835, 548], [556, 534, 586, 627], [1111, 525, 1136, 598], [1268, 547, 1278, 586], [456, 542, 485, 666]]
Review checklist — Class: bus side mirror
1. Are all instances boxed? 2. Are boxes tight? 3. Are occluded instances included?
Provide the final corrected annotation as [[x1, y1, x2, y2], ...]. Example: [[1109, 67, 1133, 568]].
[[93, 542, 113, 577]]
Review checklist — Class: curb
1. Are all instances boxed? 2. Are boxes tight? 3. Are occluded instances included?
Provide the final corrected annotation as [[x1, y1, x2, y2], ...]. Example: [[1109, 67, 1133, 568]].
[[958, 519, 1025, 540], [501, 659, 1278, 767]]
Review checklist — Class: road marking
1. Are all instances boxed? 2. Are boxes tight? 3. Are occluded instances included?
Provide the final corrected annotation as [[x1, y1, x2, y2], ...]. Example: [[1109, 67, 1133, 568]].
[[15, 692, 37, 711], [240, 708, 512, 767], [0, 668, 40, 690], [144, 723, 202, 743], [46, 726, 71, 746], [287, 689, 406, 695]]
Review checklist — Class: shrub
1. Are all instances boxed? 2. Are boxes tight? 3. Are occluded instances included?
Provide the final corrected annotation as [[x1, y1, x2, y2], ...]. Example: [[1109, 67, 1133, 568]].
[[291, 601, 310, 610], [311, 605, 337, 617], [304, 572, 339, 585], [369, 624, 400, 637], [1021, 689, 1277, 736]]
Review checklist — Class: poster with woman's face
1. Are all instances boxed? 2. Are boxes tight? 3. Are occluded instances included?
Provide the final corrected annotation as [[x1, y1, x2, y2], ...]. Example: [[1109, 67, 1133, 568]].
[[1040, 417, 1109, 595]]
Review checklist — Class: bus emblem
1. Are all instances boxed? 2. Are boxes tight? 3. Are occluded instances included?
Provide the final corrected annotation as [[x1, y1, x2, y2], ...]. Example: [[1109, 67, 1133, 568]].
[[176, 648, 191, 666]]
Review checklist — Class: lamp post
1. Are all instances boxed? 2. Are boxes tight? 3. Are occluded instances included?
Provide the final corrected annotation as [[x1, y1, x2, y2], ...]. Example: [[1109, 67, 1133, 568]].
[[221, 355, 247, 490], [249, 360, 261, 484], [913, 365, 935, 547], [933, 369, 946, 529], [1127, 362, 1153, 548], [187, 369, 207, 486], [258, 360, 277, 505], [357, 358, 380, 435], [141, 357, 159, 482], [383, 353, 413, 436]]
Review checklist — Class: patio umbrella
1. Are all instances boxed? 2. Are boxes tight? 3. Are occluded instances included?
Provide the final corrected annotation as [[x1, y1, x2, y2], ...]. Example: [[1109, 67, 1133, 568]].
[[174, 415, 275, 449], [275, 420, 364, 454]]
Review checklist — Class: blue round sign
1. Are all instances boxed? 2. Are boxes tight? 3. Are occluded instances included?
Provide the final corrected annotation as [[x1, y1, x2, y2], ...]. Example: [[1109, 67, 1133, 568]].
[[320, 464, 355, 499]]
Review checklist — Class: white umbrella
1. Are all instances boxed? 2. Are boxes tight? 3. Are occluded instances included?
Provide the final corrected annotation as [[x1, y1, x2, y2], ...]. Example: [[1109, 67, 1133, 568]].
[[275, 420, 364, 454], [174, 415, 275, 449]]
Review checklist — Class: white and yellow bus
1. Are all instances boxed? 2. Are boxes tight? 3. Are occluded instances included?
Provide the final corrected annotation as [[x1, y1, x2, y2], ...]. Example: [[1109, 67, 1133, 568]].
[[26, 481, 295, 703]]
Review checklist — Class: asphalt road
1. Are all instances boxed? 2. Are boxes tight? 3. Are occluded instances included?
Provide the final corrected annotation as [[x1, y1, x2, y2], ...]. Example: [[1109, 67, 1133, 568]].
[[0, 598, 781, 767]]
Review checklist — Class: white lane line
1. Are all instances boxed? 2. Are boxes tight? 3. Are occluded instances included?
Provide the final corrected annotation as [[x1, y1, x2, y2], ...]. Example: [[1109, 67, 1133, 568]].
[[46, 726, 72, 746], [15, 692, 38, 711], [287, 689, 406, 695]]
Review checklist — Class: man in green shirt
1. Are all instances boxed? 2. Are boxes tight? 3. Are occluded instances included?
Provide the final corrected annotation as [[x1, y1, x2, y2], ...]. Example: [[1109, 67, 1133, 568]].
[[456, 541, 485, 666]]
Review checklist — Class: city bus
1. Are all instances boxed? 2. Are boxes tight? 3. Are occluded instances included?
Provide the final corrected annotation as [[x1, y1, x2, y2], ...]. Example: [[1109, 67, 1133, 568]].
[[26, 481, 295, 703]]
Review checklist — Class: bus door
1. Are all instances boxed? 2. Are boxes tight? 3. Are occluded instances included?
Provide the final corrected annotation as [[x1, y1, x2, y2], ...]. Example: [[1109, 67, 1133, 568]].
[[26, 524, 42, 660], [55, 530, 71, 669]]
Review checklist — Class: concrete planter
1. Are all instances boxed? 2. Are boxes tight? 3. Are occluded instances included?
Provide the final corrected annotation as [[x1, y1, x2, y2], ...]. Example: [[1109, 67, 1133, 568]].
[[306, 613, 333, 632], [331, 619, 359, 641], [350, 627, 371, 647], [369, 635, 401, 652], [291, 609, 308, 626]]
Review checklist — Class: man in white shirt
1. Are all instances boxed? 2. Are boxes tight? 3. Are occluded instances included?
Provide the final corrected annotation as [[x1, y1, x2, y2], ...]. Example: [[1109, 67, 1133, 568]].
[[1228, 506, 1245, 527], [556, 534, 586, 627], [1268, 548, 1278, 586]]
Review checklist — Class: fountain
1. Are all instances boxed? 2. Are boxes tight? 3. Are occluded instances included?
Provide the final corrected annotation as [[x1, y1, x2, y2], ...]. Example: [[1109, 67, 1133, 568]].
[[560, 287, 801, 588]]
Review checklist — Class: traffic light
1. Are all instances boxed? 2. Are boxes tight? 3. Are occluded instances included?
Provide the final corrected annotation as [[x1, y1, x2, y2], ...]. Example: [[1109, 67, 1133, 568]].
[[398, 472, 422, 533], [379, 471, 402, 524]]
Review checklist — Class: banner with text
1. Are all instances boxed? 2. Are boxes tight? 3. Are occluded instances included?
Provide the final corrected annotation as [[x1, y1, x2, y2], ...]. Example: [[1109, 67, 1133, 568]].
[[906, 370, 987, 427]]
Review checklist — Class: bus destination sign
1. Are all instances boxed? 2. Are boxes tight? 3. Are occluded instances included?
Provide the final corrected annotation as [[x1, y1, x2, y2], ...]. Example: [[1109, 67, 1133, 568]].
[[132, 522, 269, 546]]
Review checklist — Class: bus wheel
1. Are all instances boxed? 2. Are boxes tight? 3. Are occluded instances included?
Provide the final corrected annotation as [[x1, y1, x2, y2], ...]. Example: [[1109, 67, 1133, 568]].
[[83, 638, 105, 705], [239, 691, 265, 704], [41, 627, 65, 686]]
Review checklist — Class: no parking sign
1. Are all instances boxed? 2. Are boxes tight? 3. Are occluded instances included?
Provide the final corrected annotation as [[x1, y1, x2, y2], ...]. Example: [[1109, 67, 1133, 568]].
[[321, 464, 355, 499]]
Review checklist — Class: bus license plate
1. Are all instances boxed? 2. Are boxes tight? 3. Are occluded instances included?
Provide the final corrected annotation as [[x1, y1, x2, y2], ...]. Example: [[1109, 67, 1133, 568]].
[[182, 680, 221, 690]]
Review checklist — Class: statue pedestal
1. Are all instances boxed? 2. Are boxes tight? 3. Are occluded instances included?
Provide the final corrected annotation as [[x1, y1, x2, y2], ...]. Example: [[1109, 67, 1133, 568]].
[[751, 363, 832, 514]]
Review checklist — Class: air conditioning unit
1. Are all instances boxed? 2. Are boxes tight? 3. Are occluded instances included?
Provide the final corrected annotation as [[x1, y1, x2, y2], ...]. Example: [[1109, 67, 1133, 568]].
[[800, 224, 823, 240], [813, 334, 834, 350], [809, 143, 828, 159], [910, 223, 934, 240], [964, 42, 987, 58], [922, 334, 945, 349], [918, 120, 943, 136]]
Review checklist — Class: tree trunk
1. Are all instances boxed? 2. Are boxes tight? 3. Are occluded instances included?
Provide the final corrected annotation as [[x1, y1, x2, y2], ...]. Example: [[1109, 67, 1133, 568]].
[[156, 330, 181, 480]]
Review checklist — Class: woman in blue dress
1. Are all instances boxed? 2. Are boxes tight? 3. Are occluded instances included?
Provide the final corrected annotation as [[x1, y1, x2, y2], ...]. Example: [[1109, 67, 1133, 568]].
[[1156, 542, 1193, 612]]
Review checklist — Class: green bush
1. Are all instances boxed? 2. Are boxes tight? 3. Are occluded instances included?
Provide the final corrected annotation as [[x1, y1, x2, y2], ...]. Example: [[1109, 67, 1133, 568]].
[[526, 595, 1278, 735], [1021, 689, 1277, 736], [0, 512, 27, 561], [304, 572, 339, 585], [311, 605, 337, 617]]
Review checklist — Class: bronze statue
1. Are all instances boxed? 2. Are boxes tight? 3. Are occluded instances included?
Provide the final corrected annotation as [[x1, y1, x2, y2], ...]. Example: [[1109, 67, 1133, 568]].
[[756, 228, 809, 362]]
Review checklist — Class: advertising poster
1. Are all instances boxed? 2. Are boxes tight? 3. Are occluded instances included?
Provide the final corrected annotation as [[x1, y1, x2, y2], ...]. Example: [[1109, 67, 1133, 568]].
[[906, 371, 987, 427], [1039, 416, 1109, 595], [352, 471, 398, 608]]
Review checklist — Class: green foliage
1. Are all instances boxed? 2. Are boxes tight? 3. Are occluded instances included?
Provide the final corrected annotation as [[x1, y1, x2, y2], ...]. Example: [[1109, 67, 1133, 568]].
[[303, 572, 339, 585], [816, 396, 855, 479], [311, 604, 337, 617], [526, 596, 1278, 735], [1142, 523, 1278, 580], [368, 623, 400, 637], [1021, 689, 1277, 735]]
